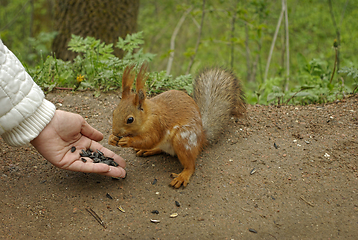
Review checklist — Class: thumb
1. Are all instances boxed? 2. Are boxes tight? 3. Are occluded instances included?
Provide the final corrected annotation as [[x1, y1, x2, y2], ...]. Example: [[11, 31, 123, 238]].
[[81, 120, 104, 141]]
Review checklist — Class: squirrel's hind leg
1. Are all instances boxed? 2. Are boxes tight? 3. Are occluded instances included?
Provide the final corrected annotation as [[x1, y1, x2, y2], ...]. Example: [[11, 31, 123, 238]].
[[169, 130, 203, 188], [169, 152, 196, 188], [135, 148, 162, 157]]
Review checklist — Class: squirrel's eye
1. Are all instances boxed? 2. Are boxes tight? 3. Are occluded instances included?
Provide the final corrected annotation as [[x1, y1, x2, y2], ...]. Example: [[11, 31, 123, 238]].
[[127, 117, 134, 124]]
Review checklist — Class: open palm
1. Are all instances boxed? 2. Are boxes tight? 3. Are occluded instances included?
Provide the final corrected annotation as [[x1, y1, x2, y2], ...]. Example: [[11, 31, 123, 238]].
[[30, 110, 126, 178]]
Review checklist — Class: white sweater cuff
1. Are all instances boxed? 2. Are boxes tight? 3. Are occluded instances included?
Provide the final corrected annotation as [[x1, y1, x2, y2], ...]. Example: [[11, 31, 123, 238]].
[[1, 99, 56, 146]]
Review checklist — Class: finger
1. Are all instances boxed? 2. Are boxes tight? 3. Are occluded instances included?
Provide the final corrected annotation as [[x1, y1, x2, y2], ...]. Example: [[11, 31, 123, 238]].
[[89, 141, 126, 169], [68, 160, 127, 178], [63, 138, 126, 178], [80, 120, 104, 142]]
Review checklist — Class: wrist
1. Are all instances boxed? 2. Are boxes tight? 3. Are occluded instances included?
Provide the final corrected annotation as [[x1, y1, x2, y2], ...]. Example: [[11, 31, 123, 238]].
[[1, 99, 56, 146]]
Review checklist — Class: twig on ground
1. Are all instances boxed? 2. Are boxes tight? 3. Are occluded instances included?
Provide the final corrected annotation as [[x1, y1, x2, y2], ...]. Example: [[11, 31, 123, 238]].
[[86, 207, 107, 229], [300, 196, 314, 207]]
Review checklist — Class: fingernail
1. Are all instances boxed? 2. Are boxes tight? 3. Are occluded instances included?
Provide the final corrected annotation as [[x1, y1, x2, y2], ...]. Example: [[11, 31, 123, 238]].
[[111, 170, 126, 180]]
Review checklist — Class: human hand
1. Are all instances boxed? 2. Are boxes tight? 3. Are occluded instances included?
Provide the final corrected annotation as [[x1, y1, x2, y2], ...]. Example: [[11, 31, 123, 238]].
[[31, 110, 126, 178]]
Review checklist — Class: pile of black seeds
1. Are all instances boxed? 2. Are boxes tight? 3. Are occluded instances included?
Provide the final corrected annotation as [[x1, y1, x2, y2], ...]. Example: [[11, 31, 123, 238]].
[[79, 148, 119, 167]]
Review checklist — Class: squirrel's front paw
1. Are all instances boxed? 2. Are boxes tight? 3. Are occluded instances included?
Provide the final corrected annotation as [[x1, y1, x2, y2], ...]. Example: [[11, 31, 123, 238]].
[[108, 134, 120, 146], [117, 137, 132, 148]]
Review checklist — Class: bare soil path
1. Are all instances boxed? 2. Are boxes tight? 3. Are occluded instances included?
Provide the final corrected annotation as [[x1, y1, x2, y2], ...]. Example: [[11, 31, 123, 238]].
[[1, 91, 357, 239]]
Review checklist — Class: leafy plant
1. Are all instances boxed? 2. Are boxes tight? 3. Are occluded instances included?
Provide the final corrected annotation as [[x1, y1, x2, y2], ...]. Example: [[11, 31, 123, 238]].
[[29, 32, 193, 96], [290, 54, 352, 104], [146, 71, 193, 95], [249, 53, 353, 105], [27, 31, 58, 64], [339, 66, 358, 93]]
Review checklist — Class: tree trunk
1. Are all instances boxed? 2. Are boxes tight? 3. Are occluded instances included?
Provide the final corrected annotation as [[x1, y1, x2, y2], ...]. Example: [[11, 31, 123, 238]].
[[52, 0, 139, 61], [33, 0, 54, 36]]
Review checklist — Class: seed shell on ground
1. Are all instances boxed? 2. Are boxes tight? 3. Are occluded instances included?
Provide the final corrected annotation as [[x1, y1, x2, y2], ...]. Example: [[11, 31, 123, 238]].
[[106, 193, 113, 199], [152, 178, 157, 185], [118, 206, 125, 213], [249, 228, 257, 233]]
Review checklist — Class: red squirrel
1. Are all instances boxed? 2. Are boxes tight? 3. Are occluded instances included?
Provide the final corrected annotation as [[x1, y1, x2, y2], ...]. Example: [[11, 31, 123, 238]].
[[108, 64, 245, 188]]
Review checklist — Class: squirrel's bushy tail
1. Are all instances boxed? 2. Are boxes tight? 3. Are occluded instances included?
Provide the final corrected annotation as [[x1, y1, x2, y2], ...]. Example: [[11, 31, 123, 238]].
[[193, 68, 246, 144]]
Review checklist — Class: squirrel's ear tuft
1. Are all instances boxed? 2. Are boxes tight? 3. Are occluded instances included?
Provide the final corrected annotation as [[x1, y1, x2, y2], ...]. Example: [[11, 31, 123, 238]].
[[136, 63, 148, 94], [133, 63, 148, 110], [122, 65, 136, 98], [134, 89, 146, 110]]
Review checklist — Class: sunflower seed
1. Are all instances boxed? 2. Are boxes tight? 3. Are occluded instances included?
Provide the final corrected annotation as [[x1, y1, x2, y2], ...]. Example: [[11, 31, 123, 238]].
[[79, 149, 119, 167]]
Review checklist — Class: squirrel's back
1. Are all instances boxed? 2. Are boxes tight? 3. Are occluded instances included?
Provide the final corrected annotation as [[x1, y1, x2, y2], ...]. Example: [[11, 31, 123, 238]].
[[193, 68, 245, 143]]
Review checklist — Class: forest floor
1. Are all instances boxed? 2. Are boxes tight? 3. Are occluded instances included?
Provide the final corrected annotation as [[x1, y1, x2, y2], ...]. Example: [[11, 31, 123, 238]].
[[0, 90, 357, 239]]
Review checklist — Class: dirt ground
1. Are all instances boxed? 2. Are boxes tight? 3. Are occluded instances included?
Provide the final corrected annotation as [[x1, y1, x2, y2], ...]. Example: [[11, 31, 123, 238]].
[[0, 90, 357, 240]]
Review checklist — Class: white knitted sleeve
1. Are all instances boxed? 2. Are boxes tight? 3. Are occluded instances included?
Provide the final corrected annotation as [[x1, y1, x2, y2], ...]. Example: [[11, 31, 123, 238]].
[[0, 39, 56, 146]]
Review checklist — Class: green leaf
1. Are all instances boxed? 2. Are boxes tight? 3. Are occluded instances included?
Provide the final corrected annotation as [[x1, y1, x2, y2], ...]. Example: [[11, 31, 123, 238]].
[[327, 82, 334, 91], [116, 31, 144, 53]]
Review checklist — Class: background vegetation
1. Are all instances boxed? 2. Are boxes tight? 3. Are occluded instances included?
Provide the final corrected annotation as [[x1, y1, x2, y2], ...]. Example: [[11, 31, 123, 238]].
[[1, 0, 357, 104]]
